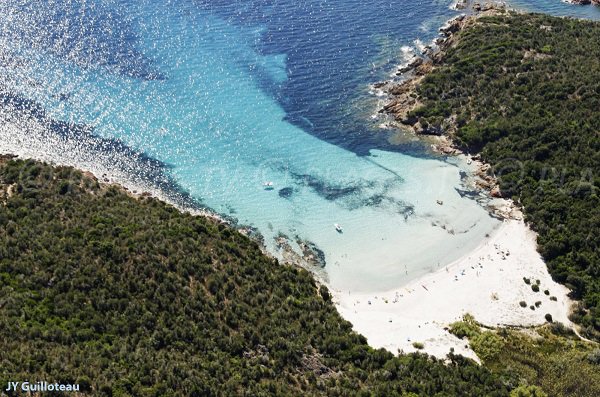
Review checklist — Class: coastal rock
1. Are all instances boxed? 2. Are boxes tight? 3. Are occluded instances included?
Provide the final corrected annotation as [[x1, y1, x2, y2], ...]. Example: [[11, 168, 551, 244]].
[[490, 186, 502, 198], [422, 45, 438, 59], [414, 61, 434, 76], [0, 154, 18, 163], [440, 16, 465, 36], [569, 0, 591, 4], [82, 171, 97, 181], [396, 67, 410, 75], [396, 57, 423, 75], [296, 237, 327, 268], [384, 97, 419, 124], [474, 163, 499, 192], [454, 0, 468, 10], [479, 3, 496, 11], [388, 81, 412, 96], [274, 233, 326, 269], [437, 144, 459, 155], [275, 233, 304, 265], [476, 179, 492, 190]]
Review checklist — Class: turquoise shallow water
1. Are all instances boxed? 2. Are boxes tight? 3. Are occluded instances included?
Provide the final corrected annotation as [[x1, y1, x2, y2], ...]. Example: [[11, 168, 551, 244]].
[[0, 0, 597, 292]]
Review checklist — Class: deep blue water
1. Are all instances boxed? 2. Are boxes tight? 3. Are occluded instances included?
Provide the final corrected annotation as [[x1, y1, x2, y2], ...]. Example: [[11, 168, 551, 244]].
[[1, 0, 460, 154], [188, 0, 458, 153], [1, 0, 598, 292]]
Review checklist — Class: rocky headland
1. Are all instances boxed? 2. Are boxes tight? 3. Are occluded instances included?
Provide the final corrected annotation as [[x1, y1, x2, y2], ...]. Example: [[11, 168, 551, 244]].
[[376, 3, 510, 212]]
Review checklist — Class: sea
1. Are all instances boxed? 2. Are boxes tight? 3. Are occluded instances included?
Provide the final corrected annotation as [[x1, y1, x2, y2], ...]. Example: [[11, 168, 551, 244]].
[[1, 0, 599, 293]]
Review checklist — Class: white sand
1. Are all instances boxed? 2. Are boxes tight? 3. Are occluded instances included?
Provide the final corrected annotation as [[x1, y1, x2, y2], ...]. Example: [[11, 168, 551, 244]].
[[332, 215, 574, 361]]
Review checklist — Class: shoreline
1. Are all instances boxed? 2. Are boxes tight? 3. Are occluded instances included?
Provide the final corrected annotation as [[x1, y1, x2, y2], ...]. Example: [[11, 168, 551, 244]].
[[7, 147, 565, 362], [375, 2, 514, 208], [332, 215, 574, 360], [338, 2, 577, 360], [0, 1, 581, 364]]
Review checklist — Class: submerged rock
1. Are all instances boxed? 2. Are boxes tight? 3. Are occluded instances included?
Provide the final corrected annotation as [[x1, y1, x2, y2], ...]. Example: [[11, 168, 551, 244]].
[[274, 233, 326, 269], [278, 187, 294, 198], [290, 172, 359, 201], [296, 237, 327, 268]]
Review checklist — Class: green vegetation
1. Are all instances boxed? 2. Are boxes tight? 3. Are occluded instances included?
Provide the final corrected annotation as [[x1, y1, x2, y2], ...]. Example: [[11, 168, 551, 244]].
[[409, 12, 600, 339], [509, 385, 547, 397], [450, 315, 600, 397], [0, 158, 512, 396], [449, 315, 503, 363], [411, 342, 424, 350]]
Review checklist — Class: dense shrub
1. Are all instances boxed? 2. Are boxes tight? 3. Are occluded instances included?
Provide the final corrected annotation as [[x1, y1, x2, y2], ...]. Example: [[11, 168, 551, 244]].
[[510, 385, 548, 397]]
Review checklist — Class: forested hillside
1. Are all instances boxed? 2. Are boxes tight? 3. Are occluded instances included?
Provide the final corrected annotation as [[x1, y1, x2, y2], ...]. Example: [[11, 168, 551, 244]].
[[0, 158, 510, 396], [407, 12, 600, 339]]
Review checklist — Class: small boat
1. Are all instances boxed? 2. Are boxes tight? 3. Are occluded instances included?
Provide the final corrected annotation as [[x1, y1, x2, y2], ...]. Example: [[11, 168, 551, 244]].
[[436, 200, 443, 205], [263, 181, 274, 190], [334, 223, 343, 233]]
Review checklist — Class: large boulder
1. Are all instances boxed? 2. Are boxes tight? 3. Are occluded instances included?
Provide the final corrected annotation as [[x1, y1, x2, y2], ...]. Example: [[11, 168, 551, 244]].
[[490, 186, 502, 198]]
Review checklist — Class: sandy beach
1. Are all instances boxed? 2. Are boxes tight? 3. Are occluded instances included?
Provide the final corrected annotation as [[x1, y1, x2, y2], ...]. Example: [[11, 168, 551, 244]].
[[332, 214, 574, 361]]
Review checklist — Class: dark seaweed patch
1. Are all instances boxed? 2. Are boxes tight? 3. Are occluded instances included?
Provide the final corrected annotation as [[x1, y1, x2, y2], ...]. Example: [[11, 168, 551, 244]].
[[289, 172, 360, 201], [455, 187, 480, 199], [278, 186, 294, 198]]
